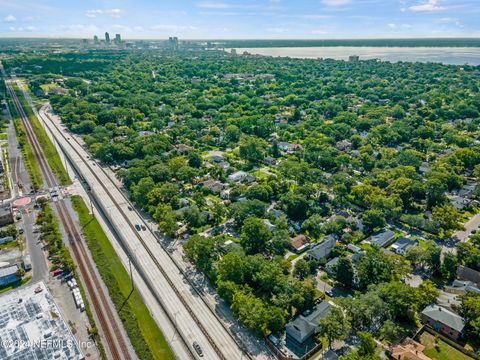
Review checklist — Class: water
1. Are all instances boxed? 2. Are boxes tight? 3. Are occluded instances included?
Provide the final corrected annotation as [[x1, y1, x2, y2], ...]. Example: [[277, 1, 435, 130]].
[[229, 47, 480, 66]]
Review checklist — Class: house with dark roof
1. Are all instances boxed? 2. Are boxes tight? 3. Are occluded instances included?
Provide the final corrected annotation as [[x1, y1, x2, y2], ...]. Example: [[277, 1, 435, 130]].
[[307, 235, 336, 262], [367, 229, 395, 248], [421, 304, 466, 341], [285, 301, 333, 344], [390, 237, 418, 255], [456, 265, 480, 286]]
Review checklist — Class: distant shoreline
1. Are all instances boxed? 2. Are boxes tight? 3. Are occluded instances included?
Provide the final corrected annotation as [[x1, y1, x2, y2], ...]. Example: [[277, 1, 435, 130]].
[[227, 46, 480, 66]]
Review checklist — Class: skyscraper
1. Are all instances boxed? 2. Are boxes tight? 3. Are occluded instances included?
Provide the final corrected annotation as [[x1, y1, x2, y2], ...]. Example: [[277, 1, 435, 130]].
[[105, 32, 110, 44], [93, 35, 99, 45], [115, 34, 121, 45]]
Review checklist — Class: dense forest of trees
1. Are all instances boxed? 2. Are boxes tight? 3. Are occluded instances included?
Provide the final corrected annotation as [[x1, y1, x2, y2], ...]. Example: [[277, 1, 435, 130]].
[[6, 49, 480, 346]]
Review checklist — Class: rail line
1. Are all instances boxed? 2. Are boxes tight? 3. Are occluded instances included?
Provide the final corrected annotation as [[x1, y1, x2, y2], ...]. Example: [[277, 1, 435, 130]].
[[41, 106, 252, 359], [6, 81, 133, 360]]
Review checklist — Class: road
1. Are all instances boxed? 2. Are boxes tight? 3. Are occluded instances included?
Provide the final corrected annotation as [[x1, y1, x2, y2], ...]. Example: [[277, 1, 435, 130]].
[[7, 81, 136, 360], [453, 212, 480, 242], [39, 104, 250, 359]]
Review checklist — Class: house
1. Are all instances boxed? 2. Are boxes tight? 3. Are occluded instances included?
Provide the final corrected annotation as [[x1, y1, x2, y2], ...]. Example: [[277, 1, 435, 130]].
[[175, 144, 191, 153], [263, 219, 276, 232], [421, 304, 466, 341], [390, 237, 418, 255], [290, 235, 310, 253], [0, 205, 13, 226], [278, 142, 303, 154], [325, 257, 340, 276], [367, 229, 395, 248], [202, 179, 225, 194], [285, 301, 333, 344], [444, 280, 480, 295], [0, 264, 19, 286], [307, 235, 336, 262], [456, 265, 480, 286], [347, 243, 362, 254], [389, 338, 431, 360], [336, 140, 352, 152], [263, 156, 277, 166], [228, 171, 255, 184]]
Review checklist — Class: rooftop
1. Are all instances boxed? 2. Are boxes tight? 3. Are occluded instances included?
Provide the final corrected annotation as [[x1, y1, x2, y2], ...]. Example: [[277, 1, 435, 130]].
[[0, 281, 83, 360], [421, 304, 466, 333]]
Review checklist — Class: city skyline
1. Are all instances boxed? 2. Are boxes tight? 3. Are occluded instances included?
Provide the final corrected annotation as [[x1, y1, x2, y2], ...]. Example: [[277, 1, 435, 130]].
[[1, 0, 480, 39]]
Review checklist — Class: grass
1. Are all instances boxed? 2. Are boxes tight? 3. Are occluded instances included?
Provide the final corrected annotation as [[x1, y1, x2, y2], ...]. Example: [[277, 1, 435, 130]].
[[71, 195, 175, 360], [12, 84, 71, 186], [0, 240, 19, 251], [420, 332, 473, 360], [7, 98, 43, 190]]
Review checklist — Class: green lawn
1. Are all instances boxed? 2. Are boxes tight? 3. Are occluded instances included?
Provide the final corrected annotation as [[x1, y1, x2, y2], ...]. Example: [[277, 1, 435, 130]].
[[13, 84, 71, 186], [71, 195, 175, 360], [420, 332, 473, 360], [0, 240, 19, 251]]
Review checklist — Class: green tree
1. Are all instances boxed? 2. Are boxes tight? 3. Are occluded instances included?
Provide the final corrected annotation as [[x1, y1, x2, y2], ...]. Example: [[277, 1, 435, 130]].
[[335, 257, 355, 289], [184, 235, 217, 276], [362, 209, 386, 230], [458, 291, 480, 337], [293, 259, 310, 280], [319, 307, 351, 349], [240, 217, 272, 254]]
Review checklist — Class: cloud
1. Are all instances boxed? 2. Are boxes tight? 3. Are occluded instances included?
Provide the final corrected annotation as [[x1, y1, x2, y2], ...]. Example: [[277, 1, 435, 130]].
[[4, 14, 16, 22], [406, 0, 445, 12], [321, 0, 352, 6], [196, 2, 258, 9], [150, 24, 197, 32], [388, 23, 397, 28], [267, 27, 289, 33], [85, 8, 124, 18], [9, 25, 37, 32]]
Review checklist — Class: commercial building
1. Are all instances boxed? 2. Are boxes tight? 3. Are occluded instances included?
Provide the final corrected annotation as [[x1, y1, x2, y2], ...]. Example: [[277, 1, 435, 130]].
[[0, 281, 84, 359], [115, 34, 121, 45], [0, 204, 14, 226], [93, 35, 99, 45], [105, 32, 110, 45]]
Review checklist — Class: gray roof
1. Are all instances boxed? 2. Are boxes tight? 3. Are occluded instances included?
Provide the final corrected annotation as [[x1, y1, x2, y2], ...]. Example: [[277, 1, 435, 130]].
[[391, 236, 418, 250], [286, 301, 333, 343], [369, 229, 394, 248], [422, 305, 466, 333], [308, 235, 336, 261], [0, 265, 18, 277], [457, 265, 480, 286]]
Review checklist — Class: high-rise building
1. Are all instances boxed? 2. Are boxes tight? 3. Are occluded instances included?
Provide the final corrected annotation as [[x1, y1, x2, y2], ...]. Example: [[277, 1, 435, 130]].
[[93, 35, 99, 45], [115, 34, 121, 45], [349, 55, 360, 62], [105, 32, 110, 44], [168, 36, 179, 51]]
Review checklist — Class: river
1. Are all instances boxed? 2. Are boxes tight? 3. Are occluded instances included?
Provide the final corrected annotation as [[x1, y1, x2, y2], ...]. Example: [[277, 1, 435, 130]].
[[229, 47, 480, 66]]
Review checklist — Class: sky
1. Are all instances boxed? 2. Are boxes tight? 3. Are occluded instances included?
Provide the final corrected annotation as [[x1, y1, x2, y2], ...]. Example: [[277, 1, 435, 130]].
[[1, 0, 480, 39]]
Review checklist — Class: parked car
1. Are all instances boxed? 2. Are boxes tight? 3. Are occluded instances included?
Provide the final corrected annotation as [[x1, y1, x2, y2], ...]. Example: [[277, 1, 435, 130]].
[[135, 224, 141, 231], [141, 225, 146, 231]]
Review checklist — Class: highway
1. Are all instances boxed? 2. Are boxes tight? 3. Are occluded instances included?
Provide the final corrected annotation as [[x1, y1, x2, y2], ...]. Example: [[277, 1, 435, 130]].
[[6, 81, 135, 360], [38, 104, 249, 360]]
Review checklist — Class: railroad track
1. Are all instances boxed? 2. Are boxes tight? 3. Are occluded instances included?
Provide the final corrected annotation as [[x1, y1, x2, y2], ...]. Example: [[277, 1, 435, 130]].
[[41, 105, 253, 359], [6, 81, 133, 360]]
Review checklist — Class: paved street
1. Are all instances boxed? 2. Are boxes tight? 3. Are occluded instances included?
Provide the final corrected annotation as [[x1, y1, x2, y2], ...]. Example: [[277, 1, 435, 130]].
[[453, 212, 480, 242], [39, 104, 252, 360]]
